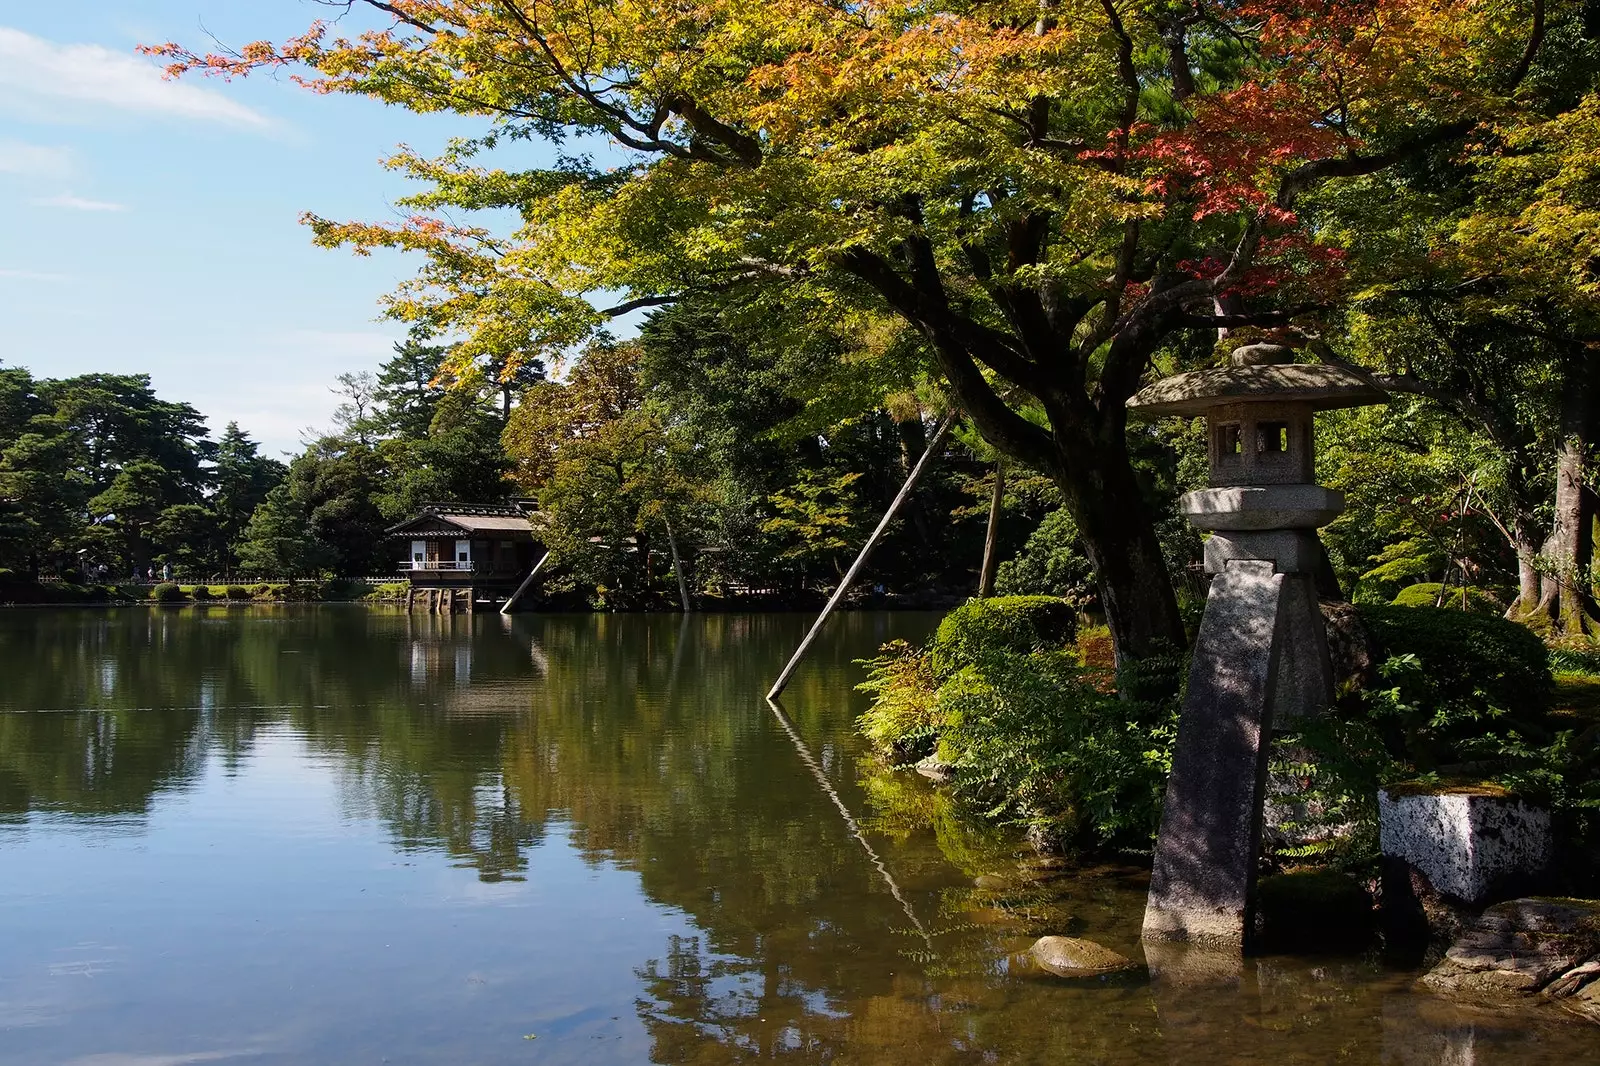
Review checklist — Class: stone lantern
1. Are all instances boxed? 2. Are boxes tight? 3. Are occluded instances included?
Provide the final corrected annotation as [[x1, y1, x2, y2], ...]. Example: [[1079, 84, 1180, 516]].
[[1126, 344, 1386, 948]]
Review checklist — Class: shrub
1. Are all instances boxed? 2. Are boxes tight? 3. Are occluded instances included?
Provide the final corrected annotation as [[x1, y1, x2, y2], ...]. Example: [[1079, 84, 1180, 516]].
[[1391, 582, 1502, 614], [928, 596, 1076, 678], [933, 648, 1178, 850], [993, 508, 1096, 606], [1359, 604, 1552, 723], [224, 586, 252, 601], [1276, 604, 1563, 864], [859, 597, 1180, 851], [189, 586, 213, 601], [857, 640, 942, 761], [152, 582, 186, 603]]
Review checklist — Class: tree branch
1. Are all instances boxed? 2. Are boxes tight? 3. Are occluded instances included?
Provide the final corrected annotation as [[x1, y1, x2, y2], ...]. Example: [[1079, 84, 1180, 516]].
[[1507, 0, 1546, 91], [1276, 121, 1477, 208]]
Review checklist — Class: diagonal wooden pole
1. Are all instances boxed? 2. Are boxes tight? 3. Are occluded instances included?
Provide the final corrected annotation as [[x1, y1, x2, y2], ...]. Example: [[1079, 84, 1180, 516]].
[[499, 549, 551, 616], [766, 408, 958, 700]]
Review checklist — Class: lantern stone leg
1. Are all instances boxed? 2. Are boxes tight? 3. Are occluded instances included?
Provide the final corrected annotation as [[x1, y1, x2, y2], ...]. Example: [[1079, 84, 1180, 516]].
[[1141, 558, 1333, 947], [1125, 344, 1387, 950]]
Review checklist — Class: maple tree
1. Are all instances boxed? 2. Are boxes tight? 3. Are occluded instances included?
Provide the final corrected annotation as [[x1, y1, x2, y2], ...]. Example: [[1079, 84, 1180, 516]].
[[148, 0, 1551, 658]]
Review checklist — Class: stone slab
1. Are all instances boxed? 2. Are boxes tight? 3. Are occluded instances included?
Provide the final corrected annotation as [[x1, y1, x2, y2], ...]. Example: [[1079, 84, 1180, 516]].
[[1144, 561, 1285, 947], [1181, 485, 1345, 531], [1379, 790, 1553, 905], [1271, 574, 1334, 721], [1422, 898, 1600, 1001]]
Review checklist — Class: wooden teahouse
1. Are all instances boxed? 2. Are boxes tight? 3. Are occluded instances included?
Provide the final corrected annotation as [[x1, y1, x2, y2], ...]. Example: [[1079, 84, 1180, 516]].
[[386, 502, 546, 612]]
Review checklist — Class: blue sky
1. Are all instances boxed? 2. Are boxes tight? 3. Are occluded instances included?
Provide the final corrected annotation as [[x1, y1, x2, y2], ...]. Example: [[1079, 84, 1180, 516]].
[[0, 1, 526, 455]]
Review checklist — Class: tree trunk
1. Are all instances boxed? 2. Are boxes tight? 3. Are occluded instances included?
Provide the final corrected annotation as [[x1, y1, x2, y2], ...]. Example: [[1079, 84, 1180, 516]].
[[1546, 432, 1597, 636], [1528, 349, 1599, 637], [978, 459, 1004, 597], [893, 412, 938, 554], [1056, 441, 1184, 665], [1508, 509, 1546, 620]]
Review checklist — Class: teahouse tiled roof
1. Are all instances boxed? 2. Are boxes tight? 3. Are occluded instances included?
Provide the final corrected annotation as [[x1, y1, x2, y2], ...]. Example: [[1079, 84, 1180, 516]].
[[385, 502, 543, 540]]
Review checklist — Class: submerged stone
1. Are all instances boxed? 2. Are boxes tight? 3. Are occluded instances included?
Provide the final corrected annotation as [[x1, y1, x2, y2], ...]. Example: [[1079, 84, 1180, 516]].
[[1028, 935, 1137, 977]]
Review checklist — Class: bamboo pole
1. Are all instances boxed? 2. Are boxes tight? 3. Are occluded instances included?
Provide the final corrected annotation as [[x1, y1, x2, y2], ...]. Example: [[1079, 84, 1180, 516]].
[[766, 408, 958, 700], [978, 458, 1005, 597], [499, 550, 552, 616], [664, 515, 691, 612]]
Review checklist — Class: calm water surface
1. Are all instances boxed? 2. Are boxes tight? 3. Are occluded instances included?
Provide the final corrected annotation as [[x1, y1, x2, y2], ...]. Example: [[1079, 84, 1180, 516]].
[[1, 607, 1595, 1065]]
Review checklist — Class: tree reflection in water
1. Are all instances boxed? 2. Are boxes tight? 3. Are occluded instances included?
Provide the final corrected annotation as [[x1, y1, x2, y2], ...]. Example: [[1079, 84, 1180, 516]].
[[0, 608, 1593, 1065]]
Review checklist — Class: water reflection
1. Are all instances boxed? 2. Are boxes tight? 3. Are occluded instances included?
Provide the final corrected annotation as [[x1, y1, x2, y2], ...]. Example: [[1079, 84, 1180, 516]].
[[0, 608, 1593, 1064]]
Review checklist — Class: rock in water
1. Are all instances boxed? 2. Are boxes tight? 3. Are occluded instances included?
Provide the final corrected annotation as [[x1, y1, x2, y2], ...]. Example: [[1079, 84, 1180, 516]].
[[1422, 897, 1600, 1022], [1029, 936, 1136, 977]]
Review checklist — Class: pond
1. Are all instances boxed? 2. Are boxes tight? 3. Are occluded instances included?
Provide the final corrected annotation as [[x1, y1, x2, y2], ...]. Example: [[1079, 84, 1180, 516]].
[[0, 607, 1594, 1064]]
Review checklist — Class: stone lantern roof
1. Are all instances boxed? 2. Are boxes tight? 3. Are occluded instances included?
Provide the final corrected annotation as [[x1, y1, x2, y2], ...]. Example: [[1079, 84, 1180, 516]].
[[1126, 345, 1388, 420]]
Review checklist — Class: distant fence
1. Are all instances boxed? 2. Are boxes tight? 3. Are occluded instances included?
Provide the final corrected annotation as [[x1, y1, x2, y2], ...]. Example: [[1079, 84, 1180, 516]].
[[41, 575, 402, 588]]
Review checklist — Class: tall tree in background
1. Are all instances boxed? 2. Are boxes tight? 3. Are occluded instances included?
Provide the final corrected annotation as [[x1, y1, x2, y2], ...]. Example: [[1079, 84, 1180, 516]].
[[237, 437, 388, 578], [373, 336, 448, 439], [211, 423, 287, 575], [377, 389, 514, 519], [1315, 8, 1600, 634], [151, 0, 1544, 658]]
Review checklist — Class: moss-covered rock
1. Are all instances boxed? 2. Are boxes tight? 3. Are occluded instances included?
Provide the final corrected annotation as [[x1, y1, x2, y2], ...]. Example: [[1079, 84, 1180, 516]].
[[1391, 582, 1503, 614]]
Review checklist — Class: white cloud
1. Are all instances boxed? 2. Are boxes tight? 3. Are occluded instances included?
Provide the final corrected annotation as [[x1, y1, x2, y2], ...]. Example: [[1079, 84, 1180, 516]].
[[32, 193, 126, 212], [0, 138, 73, 176], [0, 268, 69, 282], [0, 27, 272, 129]]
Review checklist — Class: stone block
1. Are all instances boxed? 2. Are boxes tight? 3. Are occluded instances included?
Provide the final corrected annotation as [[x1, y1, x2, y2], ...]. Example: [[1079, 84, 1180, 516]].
[[1271, 574, 1334, 720], [1379, 789, 1552, 905], [1181, 484, 1345, 531], [1203, 529, 1323, 574]]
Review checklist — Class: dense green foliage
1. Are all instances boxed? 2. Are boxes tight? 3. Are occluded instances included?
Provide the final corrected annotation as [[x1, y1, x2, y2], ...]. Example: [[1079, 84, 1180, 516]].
[[0, 369, 283, 580], [860, 596, 1181, 851], [1362, 605, 1553, 729], [1277, 606, 1589, 869], [860, 597, 1591, 861]]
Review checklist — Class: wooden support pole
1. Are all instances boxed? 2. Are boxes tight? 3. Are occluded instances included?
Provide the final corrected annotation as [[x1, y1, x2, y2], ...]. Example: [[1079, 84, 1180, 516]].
[[978, 458, 1005, 598], [405, 586, 415, 611], [664, 515, 691, 612], [766, 408, 959, 701], [500, 550, 552, 616]]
